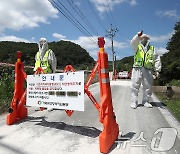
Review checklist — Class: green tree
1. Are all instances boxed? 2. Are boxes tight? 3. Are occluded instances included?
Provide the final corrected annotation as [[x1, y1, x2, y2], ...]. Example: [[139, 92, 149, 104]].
[[0, 40, 95, 114], [116, 56, 133, 72], [0, 40, 94, 70], [0, 68, 14, 113], [160, 21, 180, 85]]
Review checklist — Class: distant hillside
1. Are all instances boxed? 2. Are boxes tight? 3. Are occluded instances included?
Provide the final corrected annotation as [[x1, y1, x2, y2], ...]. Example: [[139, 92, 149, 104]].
[[0, 40, 94, 70], [116, 56, 133, 72]]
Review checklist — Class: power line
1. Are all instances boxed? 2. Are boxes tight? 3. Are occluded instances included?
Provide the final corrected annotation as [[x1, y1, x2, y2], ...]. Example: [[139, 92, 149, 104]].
[[87, 0, 129, 42], [49, 0, 90, 40], [48, 0, 97, 43], [101, 0, 112, 25], [86, 0, 107, 33], [56, 0, 96, 42], [106, 0, 117, 29], [116, 31, 130, 41], [67, 0, 99, 36]]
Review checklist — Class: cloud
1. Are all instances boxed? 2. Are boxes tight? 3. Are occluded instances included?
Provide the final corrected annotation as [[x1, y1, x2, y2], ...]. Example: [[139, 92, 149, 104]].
[[156, 47, 169, 55], [0, 32, 129, 60], [53, 33, 128, 60], [90, 0, 136, 13], [105, 38, 129, 49], [53, 33, 67, 40], [0, 0, 58, 32], [156, 9, 179, 19], [149, 32, 173, 43], [130, 0, 137, 6], [67, 35, 128, 50], [0, 35, 30, 42], [73, 36, 98, 50], [74, 1, 81, 7]]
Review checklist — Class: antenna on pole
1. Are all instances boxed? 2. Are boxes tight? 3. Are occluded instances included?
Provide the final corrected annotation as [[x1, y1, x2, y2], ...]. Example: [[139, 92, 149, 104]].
[[106, 24, 118, 80]]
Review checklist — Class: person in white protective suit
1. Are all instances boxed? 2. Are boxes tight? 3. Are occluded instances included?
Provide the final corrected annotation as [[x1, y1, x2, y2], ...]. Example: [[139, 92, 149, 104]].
[[34, 38, 57, 73], [34, 38, 57, 111], [130, 31, 161, 109]]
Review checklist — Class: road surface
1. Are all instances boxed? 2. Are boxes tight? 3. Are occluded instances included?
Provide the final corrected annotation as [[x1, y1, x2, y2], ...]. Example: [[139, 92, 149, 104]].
[[0, 80, 179, 154]]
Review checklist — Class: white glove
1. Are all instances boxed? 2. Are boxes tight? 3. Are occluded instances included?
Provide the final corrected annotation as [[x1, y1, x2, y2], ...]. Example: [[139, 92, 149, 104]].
[[156, 72, 160, 78], [138, 31, 143, 36], [153, 72, 160, 79]]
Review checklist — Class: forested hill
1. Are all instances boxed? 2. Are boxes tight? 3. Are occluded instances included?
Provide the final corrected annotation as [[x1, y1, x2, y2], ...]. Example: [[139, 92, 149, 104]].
[[0, 40, 94, 69], [116, 56, 133, 72]]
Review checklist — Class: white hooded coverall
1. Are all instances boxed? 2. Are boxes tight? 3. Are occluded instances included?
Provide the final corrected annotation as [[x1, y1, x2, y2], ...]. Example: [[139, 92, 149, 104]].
[[34, 38, 57, 111], [34, 38, 57, 73], [130, 33, 161, 105]]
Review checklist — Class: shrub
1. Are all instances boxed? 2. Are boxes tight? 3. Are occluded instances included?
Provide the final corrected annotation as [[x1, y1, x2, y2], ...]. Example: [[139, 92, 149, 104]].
[[0, 68, 14, 114]]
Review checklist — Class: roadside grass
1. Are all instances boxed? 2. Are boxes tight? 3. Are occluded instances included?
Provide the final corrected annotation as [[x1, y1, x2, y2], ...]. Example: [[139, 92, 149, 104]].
[[0, 69, 99, 115], [156, 93, 180, 120], [166, 79, 180, 87], [0, 69, 14, 114]]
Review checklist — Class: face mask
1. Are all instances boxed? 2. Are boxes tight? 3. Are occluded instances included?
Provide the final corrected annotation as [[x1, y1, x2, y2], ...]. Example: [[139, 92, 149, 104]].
[[38, 41, 48, 57], [40, 43, 43, 48], [141, 39, 148, 46]]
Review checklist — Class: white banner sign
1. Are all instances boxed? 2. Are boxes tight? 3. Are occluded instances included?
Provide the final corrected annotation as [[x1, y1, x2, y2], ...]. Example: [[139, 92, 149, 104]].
[[26, 71, 84, 111]]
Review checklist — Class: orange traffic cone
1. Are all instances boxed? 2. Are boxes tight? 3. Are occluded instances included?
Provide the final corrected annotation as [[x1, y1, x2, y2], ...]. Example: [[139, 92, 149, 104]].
[[98, 37, 119, 153], [7, 51, 27, 125]]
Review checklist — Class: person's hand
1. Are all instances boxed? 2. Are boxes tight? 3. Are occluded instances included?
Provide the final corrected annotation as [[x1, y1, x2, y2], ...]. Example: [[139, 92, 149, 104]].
[[153, 72, 160, 79], [156, 72, 160, 78], [138, 30, 143, 37]]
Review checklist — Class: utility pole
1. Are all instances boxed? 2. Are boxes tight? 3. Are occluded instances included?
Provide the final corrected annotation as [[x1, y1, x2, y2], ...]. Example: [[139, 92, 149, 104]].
[[106, 24, 118, 80]]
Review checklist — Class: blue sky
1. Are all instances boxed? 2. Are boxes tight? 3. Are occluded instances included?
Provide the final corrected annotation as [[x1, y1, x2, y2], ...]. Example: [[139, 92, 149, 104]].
[[0, 0, 179, 61]]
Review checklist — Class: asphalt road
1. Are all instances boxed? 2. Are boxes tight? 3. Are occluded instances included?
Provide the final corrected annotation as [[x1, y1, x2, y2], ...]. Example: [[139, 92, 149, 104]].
[[0, 80, 179, 154]]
